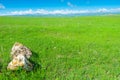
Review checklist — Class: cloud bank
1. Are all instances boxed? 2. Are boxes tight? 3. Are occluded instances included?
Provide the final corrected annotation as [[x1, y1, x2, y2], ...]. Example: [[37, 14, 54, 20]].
[[0, 3, 5, 9], [0, 8, 120, 16]]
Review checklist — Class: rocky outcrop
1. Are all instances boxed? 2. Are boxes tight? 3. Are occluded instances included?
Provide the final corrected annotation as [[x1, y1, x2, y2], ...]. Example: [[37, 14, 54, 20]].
[[7, 42, 33, 71]]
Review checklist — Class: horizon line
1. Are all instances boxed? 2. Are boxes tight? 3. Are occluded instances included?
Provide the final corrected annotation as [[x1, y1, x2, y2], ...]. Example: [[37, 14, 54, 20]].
[[0, 7, 120, 16]]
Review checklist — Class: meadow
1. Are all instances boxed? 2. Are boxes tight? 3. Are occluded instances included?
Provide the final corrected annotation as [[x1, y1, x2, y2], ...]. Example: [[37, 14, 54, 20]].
[[0, 16, 120, 80]]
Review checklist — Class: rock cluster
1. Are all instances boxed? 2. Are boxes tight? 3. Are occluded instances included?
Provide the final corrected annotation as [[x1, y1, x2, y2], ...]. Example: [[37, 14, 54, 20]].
[[7, 42, 33, 71]]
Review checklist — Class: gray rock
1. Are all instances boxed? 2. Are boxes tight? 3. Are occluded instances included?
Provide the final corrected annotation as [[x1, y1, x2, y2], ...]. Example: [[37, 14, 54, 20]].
[[7, 42, 33, 71]]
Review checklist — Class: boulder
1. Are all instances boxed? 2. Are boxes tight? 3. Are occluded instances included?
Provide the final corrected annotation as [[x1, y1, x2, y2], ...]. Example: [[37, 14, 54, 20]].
[[11, 42, 32, 59], [7, 42, 33, 71]]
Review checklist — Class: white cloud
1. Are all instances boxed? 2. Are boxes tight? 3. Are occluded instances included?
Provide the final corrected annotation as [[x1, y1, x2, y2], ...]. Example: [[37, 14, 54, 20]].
[[0, 3, 5, 9], [97, 8, 108, 12], [60, 0, 64, 2], [67, 2, 76, 7], [8, 9, 90, 15], [11, 9, 33, 15], [1, 8, 120, 16], [95, 8, 120, 13]]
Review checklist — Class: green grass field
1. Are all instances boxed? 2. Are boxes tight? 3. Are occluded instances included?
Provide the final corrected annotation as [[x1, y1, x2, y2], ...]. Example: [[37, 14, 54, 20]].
[[0, 16, 120, 80]]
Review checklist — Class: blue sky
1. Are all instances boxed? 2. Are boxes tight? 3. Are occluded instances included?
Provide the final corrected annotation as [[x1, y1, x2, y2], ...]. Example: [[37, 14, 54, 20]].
[[1, 0, 120, 9], [0, 0, 120, 15]]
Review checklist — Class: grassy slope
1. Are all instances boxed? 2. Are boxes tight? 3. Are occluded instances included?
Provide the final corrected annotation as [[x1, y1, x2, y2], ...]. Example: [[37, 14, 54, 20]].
[[0, 16, 120, 80]]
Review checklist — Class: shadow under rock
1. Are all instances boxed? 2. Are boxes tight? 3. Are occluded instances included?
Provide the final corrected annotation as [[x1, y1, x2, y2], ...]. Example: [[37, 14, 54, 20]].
[[0, 64, 2, 73], [30, 51, 42, 71]]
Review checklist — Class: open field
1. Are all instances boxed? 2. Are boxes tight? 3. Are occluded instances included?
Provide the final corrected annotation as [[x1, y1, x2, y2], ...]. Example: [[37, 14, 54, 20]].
[[0, 16, 120, 80]]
